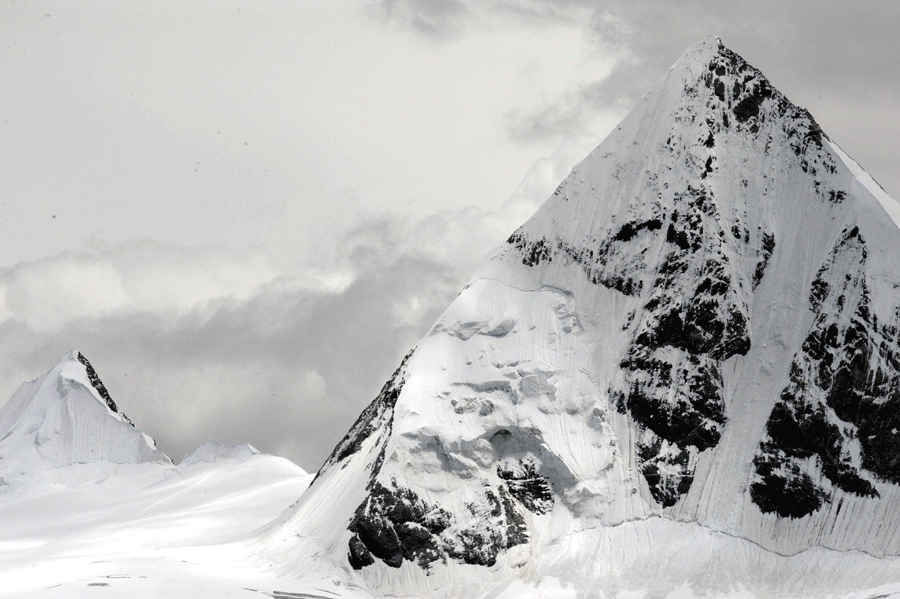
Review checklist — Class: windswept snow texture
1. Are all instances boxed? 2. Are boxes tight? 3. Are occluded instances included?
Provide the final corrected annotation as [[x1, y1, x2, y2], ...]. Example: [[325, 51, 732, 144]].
[[0, 351, 170, 493], [262, 36, 900, 597]]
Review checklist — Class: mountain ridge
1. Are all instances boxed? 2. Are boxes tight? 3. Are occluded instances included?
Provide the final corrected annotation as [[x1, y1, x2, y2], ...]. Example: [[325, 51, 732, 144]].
[[262, 38, 900, 595]]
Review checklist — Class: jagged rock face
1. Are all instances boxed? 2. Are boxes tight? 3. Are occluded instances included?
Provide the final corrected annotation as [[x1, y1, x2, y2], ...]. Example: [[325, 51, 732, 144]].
[[751, 226, 900, 517], [313, 352, 412, 487], [275, 37, 900, 591]]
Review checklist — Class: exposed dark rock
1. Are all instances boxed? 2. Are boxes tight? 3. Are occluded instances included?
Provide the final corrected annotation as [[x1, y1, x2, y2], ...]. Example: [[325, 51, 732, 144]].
[[704, 44, 835, 182], [499, 486, 528, 548], [506, 213, 668, 297], [752, 227, 900, 518], [733, 79, 772, 122], [713, 79, 725, 102], [351, 505, 403, 568], [396, 522, 445, 567], [750, 453, 826, 518], [446, 524, 505, 567], [613, 218, 663, 243], [828, 190, 847, 204], [348, 480, 451, 571], [348, 534, 375, 570], [618, 355, 725, 452], [76, 352, 133, 427], [666, 223, 691, 251], [637, 433, 694, 507], [612, 182, 752, 506], [752, 232, 776, 289], [348, 474, 540, 571], [444, 488, 509, 567], [507, 232, 553, 267], [612, 184, 752, 506], [497, 458, 554, 515]]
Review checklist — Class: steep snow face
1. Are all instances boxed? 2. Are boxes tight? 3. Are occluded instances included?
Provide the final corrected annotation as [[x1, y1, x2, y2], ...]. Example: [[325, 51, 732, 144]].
[[0, 351, 170, 493], [267, 37, 900, 594]]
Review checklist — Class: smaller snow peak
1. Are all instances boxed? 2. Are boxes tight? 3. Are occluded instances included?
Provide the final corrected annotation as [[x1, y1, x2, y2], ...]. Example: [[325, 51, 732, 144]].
[[180, 442, 261, 466], [73, 351, 134, 428], [0, 352, 172, 484]]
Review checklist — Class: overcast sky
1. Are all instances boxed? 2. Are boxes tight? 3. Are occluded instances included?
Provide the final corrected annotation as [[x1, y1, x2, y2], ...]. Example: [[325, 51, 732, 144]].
[[1, 0, 898, 471]]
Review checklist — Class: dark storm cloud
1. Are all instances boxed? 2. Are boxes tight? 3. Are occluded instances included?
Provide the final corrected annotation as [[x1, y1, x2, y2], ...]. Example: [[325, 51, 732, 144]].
[[371, 0, 900, 196]]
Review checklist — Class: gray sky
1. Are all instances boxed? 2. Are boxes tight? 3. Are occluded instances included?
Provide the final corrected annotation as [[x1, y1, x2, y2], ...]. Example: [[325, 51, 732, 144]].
[[1, 0, 897, 470]]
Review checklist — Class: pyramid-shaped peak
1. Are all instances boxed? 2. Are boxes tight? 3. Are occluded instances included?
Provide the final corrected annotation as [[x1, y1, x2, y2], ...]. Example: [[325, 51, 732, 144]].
[[271, 37, 900, 596], [649, 37, 800, 120], [680, 35, 725, 61], [0, 352, 170, 492], [669, 36, 757, 77]]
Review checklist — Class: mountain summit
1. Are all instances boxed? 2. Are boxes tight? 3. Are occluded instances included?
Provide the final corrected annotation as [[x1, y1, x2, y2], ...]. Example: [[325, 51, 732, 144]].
[[267, 37, 900, 596], [0, 351, 170, 493]]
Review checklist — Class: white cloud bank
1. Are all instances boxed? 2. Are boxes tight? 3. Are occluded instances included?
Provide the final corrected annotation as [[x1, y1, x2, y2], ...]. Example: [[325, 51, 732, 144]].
[[0, 243, 282, 331]]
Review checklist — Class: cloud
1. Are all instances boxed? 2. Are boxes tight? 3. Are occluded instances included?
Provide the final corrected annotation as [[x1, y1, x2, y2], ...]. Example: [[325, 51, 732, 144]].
[[0, 242, 283, 331], [0, 193, 541, 472], [504, 78, 631, 144], [373, 0, 470, 38], [368, 0, 593, 38]]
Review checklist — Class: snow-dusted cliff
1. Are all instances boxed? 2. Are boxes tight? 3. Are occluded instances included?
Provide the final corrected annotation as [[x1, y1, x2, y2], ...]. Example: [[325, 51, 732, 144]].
[[0, 351, 171, 493], [262, 37, 900, 597]]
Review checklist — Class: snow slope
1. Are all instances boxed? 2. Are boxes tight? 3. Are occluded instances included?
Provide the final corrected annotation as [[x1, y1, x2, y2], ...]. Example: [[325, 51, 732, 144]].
[[262, 37, 900, 597], [0, 443, 316, 598]]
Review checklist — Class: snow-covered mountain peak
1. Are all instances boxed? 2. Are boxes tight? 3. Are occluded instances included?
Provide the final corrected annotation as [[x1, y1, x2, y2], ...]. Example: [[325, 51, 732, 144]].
[[0, 352, 170, 493], [265, 39, 900, 596], [670, 35, 724, 72]]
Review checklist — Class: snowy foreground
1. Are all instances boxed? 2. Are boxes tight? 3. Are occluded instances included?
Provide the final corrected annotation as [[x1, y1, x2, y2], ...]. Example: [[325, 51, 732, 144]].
[[0, 448, 325, 599], [5, 472, 900, 599]]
